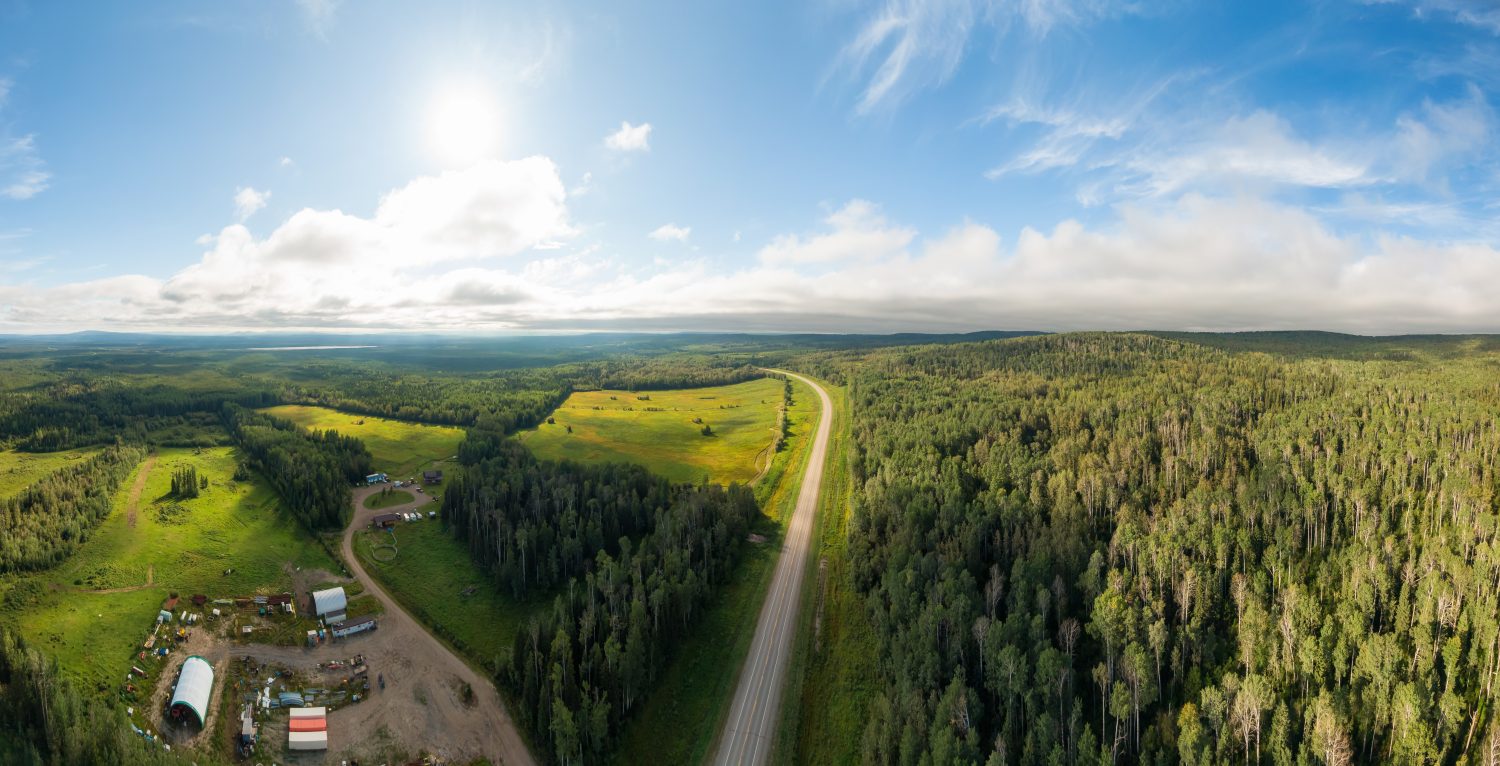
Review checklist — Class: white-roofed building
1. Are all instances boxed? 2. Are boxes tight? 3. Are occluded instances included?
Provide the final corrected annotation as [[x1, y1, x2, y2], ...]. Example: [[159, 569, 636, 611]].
[[169, 655, 214, 728], [311, 587, 347, 624]]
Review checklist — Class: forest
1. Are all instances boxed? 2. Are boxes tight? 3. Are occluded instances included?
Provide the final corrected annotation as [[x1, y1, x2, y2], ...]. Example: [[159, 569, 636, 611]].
[[504, 481, 760, 762], [0, 627, 179, 765], [0, 445, 146, 572], [220, 405, 373, 529], [442, 431, 679, 596], [444, 415, 764, 760], [798, 333, 1500, 765]]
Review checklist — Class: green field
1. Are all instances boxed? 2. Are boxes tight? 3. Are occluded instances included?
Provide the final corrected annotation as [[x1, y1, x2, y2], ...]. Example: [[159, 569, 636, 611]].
[[517, 377, 784, 484], [612, 374, 823, 764], [0, 447, 339, 689], [0, 447, 101, 499], [260, 404, 465, 478], [363, 488, 416, 509], [355, 521, 546, 673]]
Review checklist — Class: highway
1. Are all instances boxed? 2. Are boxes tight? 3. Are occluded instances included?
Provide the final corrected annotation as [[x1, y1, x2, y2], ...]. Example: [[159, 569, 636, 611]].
[[713, 370, 835, 766]]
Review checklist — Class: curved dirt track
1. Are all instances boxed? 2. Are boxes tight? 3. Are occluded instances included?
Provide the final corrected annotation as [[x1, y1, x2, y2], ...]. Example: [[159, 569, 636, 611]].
[[713, 371, 834, 766], [335, 485, 536, 765]]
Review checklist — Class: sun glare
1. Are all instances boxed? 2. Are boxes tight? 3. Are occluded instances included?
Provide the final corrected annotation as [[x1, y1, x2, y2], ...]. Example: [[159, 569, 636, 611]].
[[426, 82, 501, 166]]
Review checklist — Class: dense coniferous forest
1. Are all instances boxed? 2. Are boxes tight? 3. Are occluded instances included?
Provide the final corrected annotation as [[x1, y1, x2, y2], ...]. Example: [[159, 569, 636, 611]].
[[0, 445, 146, 572], [442, 433, 679, 596], [220, 405, 373, 529], [0, 628, 182, 766], [797, 334, 1500, 765], [505, 482, 760, 762]]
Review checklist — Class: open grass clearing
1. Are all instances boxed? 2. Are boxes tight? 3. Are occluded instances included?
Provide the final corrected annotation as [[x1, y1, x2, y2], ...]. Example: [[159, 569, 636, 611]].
[[363, 488, 416, 509], [517, 377, 784, 485], [0, 446, 101, 500], [260, 404, 464, 479], [0, 446, 338, 690], [354, 521, 547, 673]]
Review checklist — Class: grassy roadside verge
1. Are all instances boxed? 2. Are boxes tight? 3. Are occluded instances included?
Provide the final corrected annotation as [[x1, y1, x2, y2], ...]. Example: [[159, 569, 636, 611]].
[[772, 382, 878, 765], [610, 374, 821, 765]]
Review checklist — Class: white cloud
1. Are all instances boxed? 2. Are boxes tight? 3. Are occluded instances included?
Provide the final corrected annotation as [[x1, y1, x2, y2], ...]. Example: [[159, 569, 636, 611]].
[[11, 186, 1500, 334], [758, 199, 915, 265], [0, 79, 49, 200], [234, 187, 271, 221], [1365, 0, 1500, 33], [1119, 111, 1375, 197], [605, 121, 652, 152], [837, 0, 1135, 113], [278, 156, 296, 169], [648, 223, 691, 242], [296, 0, 341, 35]]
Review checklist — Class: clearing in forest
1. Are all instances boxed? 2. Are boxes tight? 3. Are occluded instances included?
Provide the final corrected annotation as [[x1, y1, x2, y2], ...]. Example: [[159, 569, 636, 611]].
[[0, 447, 101, 500], [1, 447, 337, 690], [517, 377, 785, 485], [259, 405, 464, 478]]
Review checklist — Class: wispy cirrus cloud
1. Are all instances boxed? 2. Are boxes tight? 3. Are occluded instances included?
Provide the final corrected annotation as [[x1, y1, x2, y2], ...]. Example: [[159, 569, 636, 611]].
[[0, 78, 50, 200], [835, 0, 1139, 114]]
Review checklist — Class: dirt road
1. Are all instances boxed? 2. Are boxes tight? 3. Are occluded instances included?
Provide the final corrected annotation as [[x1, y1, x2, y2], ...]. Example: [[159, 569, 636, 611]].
[[166, 486, 536, 764], [713, 371, 834, 766], [334, 485, 536, 765]]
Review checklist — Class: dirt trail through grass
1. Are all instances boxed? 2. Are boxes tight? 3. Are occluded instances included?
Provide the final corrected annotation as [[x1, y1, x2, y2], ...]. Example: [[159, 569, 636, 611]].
[[124, 454, 157, 528]]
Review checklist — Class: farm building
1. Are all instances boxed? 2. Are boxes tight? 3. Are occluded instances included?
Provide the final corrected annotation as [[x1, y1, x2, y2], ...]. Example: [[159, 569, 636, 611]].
[[423, 469, 443, 484], [365, 472, 388, 485], [371, 512, 401, 528], [288, 706, 328, 751], [332, 615, 377, 639], [311, 586, 347, 624], [168, 655, 214, 728]]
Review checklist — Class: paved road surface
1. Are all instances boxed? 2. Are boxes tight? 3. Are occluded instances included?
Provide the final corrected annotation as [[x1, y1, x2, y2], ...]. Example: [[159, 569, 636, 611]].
[[713, 371, 834, 766], [339, 486, 537, 766]]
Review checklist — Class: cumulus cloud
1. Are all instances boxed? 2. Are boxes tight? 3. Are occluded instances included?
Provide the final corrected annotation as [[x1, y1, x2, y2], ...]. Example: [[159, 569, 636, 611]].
[[605, 121, 652, 152], [9, 186, 1500, 334], [758, 200, 914, 265], [648, 223, 691, 242], [234, 187, 271, 221]]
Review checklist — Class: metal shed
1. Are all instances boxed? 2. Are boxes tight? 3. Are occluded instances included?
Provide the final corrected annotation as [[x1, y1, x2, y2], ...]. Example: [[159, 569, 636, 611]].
[[311, 587, 347, 624], [169, 655, 214, 727]]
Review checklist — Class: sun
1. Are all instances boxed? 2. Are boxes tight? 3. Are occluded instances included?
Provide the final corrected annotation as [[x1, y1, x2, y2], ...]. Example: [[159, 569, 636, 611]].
[[426, 81, 502, 166]]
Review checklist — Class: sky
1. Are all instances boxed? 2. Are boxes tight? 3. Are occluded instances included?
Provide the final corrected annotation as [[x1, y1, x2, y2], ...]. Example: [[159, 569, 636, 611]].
[[1, 0, 1499, 334]]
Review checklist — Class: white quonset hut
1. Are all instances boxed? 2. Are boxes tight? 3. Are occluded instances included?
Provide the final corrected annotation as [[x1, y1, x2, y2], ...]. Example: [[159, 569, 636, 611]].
[[311, 586, 347, 624], [169, 655, 214, 727]]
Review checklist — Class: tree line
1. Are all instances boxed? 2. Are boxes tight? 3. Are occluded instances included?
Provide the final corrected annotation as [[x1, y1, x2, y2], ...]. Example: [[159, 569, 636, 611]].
[[441, 432, 679, 597], [504, 482, 759, 763], [0, 627, 185, 766], [797, 333, 1500, 765], [0, 445, 145, 573], [220, 405, 372, 529]]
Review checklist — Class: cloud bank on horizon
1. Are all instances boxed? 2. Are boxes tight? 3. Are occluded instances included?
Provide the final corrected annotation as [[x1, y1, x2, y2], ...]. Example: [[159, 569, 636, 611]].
[[2, 0, 1500, 334]]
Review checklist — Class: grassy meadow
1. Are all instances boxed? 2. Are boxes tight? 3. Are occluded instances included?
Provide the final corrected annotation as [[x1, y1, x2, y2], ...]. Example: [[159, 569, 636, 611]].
[[517, 377, 784, 485], [0, 446, 338, 689], [0, 447, 101, 499], [259, 404, 465, 478], [354, 521, 546, 673], [363, 488, 416, 509]]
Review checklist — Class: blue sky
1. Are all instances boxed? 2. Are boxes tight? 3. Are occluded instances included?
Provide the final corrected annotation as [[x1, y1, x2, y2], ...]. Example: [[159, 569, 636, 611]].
[[1, 0, 1498, 333]]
